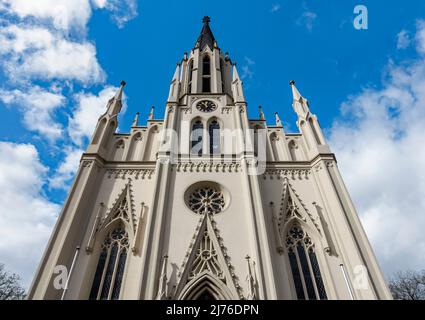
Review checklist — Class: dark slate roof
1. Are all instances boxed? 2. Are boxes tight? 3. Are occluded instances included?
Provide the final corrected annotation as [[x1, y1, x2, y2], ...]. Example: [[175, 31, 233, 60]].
[[195, 16, 216, 50]]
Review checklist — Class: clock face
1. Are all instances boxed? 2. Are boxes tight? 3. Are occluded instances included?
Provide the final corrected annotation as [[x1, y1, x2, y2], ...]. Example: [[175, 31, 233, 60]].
[[196, 100, 217, 113]]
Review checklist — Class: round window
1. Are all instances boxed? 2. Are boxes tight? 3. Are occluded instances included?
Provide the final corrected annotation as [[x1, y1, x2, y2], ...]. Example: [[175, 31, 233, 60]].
[[184, 181, 229, 215]]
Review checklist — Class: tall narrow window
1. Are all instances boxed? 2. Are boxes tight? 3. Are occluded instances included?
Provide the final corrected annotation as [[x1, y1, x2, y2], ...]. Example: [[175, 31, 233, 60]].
[[286, 225, 328, 300], [89, 227, 129, 300], [188, 60, 194, 94], [209, 120, 220, 155], [191, 120, 203, 156], [202, 56, 211, 93], [220, 59, 225, 93]]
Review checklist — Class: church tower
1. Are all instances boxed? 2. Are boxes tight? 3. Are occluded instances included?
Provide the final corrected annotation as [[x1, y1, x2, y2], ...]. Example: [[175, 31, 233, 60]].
[[28, 17, 392, 300]]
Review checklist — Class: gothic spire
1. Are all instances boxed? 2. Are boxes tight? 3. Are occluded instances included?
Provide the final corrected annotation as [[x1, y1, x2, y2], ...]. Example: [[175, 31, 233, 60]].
[[194, 16, 216, 50], [289, 80, 303, 102], [290, 80, 310, 118], [107, 80, 126, 115], [168, 63, 180, 102], [232, 63, 245, 103], [115, 80, 126, 100]]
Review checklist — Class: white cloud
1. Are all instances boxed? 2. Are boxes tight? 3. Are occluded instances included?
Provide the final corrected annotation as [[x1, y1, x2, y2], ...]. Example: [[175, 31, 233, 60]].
[[397, 30, 411, 49], [0, 0, 92, 31], [91, 0, 108, 8], [415, 20, 425, 55], [0, 24, 105, 84], [1, 0, 138, 31], [99, 0, 138, 28], [297, 5, 317, 32], [68, 86, 120, 146], [0, 86, 65, 141], [270, 4, 281, 13], [49, 147, 84, 190], [241, 56, 255, 80], [0, 142, 60, 288], [329, 20, 425, 277]]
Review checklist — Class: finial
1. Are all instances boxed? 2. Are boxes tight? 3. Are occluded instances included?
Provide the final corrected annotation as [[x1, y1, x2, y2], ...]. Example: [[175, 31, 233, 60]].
[[148, 106, 155, 120], [225, 52, 229, 60], [259, 106, 265, 120], [289, 80, 303, 101], [113, 80, 126, 101], [202, 16, 211, 24], [275, 112, 282, 127], [183, 52, 188, 60], [132, 112, 139, 126]]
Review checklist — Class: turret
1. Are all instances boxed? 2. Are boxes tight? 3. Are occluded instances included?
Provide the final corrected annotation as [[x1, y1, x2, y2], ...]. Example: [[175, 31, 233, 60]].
[[289, 80, 330, 155], [87, 81, 126, 157], [168, 63, 181, 103], [232, 63, 245, 103]]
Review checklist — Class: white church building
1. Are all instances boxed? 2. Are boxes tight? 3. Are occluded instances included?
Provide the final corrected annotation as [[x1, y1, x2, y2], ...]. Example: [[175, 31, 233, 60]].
[[28, 17, 392, 300]]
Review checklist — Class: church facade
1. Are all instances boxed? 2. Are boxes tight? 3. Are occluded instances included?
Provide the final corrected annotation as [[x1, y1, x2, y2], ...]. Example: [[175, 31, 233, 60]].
[[28, 17, 392, 300]]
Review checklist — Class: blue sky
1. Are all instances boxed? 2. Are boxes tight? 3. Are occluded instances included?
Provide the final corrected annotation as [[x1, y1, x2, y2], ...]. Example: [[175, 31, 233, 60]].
[[1, 0, 425, 288]]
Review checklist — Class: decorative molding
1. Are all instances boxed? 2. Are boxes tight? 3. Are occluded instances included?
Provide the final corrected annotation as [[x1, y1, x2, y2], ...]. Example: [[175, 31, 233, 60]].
[[181, 107, 192, 114], [245, 255, 258, 300], [274, 178, 322, 246], [325, 160, 335, 168], [175, 162, 241, 173], [82, 160, 93, 168], [174, 213, 244, 300], [262, 169, 310, 180], [106, 168, 155, 180], [221, 106, 232, 114], [99, 179, 138, 233]]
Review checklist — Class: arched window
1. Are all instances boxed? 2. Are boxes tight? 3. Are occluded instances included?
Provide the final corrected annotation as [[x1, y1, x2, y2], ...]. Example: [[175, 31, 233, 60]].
[[209, 120, 220, 155], [202, 56, 211, 93], [191, 120, 203, 156], [286, 225, 327, 300], [188, 60, 194, 93], [89, 227, 129, 300]]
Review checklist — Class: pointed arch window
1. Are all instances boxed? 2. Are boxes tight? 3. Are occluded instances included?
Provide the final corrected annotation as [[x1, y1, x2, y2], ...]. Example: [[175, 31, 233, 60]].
[[209, 120, 220, 155], [202, 56, 211, 93], [89, 227, 129, 300], [191, 120, 203, 156], [286, 225, 327, 300]]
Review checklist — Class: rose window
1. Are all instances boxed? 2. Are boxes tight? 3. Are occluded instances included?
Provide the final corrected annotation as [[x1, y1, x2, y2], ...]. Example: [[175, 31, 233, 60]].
[[188, 187, 225, 214]]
